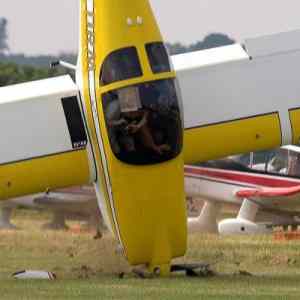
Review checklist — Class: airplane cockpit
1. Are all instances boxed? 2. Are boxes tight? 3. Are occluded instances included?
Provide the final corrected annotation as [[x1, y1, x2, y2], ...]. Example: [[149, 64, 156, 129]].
[[231, 147, 300, 178], [199, 146, 300, 179], [100, 43, 183, 165]]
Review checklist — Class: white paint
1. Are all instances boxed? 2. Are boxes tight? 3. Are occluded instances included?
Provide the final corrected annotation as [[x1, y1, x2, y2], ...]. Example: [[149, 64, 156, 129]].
[[136, 16, 143, 25], [75, 2, 97, 184], [218, 218, 271, 235], [245, 29, 300, 58], [127, 18, 133, 26], [172, 30, 300, 144], [188, 201, 220, 234], [0, 75, 76, 104], [0, 76, 79, 164], [75, 0, 111, 233], [278, 110, 292, 145], [185, 166, 300, 210], [237, 199, 259, 221], [172, 44, 249, 71], [13, 270, 56, 280], [282, 145, 300, 153], [175, 46, 300, 129]]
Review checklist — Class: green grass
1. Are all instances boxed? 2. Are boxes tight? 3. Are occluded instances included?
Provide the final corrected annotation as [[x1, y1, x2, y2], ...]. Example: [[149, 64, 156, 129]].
[[2, 276, 300, 300], [1, 210, 300, 299]]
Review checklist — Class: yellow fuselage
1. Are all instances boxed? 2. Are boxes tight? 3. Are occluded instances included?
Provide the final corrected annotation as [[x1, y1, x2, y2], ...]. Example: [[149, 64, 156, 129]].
[[78, 0, 187, 271]]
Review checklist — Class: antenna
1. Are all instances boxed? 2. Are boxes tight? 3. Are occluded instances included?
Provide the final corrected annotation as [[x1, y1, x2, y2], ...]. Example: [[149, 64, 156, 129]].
[[50, 60, 77, 71]]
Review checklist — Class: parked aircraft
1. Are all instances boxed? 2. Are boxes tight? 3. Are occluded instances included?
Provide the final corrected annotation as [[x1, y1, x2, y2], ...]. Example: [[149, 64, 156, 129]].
[[186, 146, 300, 235], [0, 186, 101, 231], [2, 0, 300, 275]]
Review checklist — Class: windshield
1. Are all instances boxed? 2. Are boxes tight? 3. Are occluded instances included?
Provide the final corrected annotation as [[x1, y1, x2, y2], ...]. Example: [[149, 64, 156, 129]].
[[248, 149, 288, 175], [146, 42, 171, 74], [102, 79, 183, 165], [100, 47, 142, 86]]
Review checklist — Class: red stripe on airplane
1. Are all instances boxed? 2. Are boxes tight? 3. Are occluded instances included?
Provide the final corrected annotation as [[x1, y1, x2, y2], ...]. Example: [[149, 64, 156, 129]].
[[184, 166, 300, 188], [236, 185, 300, 198]]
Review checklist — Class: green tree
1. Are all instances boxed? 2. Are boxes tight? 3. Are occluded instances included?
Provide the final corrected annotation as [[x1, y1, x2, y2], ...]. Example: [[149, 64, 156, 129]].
[[167, 33, 235, 55], [0, 18, 9, 54], [0, 62, 70, 87]]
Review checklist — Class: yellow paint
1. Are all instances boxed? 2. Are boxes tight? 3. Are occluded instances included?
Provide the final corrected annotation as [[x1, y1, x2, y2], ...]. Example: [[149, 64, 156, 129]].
[[107, 156, 187, 266], [79, 0, 187, 270], [184, 113, 282, 164], [289, 109, 300, 144], [0, 150, 90, 200]]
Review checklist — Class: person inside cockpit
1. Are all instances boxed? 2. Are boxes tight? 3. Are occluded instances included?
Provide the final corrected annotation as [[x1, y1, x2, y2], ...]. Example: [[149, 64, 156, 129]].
[[103, 79, 182, 165], [117, 86, 171, 156], [104, 84, 172, 161]]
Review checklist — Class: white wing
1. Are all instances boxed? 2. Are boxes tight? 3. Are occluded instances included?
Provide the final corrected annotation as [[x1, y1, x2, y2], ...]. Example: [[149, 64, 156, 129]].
[[0, 75, 94, 200], [174, 30, 300, 163]]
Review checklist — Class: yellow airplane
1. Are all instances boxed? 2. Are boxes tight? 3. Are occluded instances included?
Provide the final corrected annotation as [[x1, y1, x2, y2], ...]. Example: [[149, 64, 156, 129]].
[[1, 0, 300, 275]]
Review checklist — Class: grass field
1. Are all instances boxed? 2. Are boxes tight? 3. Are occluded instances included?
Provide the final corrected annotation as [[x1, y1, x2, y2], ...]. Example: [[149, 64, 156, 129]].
[[1, 210, 300, 299]]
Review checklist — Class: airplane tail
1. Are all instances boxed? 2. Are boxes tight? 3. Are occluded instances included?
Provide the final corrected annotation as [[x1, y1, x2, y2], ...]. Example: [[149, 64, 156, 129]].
[[188, 201, 221, 234]]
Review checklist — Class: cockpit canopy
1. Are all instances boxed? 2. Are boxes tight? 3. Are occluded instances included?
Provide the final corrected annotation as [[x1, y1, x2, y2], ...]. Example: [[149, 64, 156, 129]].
[[100, 47, 142, 86], [231, 148, 300, 178], [99, 42, 182, 165], [146, 42, 171, 74], [100, 42, 171, 86], [102, 79, 183, 165]]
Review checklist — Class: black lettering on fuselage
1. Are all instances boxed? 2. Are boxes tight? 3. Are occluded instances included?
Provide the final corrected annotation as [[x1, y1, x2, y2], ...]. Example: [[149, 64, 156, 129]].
[[87, 11, 95, 71]]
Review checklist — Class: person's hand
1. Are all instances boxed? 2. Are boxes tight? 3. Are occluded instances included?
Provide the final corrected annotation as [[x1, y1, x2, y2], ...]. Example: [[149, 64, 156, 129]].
[[112, 118, 127, 126], [126, 123, 140, 134], [154, 144, 171, 155], [119, 118, 128, 125]]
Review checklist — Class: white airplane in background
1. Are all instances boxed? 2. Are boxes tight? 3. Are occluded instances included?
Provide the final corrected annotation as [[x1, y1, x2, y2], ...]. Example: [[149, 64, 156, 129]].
[[3, 145, 300, 238], [3, 0, 300, 275], [0, 186, 101, 231], [186, 145, 300, 235]]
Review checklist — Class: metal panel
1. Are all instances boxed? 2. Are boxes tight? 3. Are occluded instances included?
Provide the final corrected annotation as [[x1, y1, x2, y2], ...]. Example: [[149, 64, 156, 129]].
[[244, 30, 300, 59]]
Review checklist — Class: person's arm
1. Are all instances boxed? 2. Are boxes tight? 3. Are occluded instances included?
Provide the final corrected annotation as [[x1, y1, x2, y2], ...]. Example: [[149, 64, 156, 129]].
[[127, 111, 148, 133]]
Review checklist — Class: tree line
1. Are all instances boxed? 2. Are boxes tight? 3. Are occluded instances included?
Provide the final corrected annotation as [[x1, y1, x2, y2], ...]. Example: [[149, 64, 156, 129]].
[[0, 18, 8, 54], [0, 17, 235, 86], [0, 62, 70, 87]]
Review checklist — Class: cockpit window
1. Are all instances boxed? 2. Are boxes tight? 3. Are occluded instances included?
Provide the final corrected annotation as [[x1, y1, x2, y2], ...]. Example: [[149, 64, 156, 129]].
[[243, 149, 289, 175], [100, 47, 142, 86], [146, 42, 171, 74], [102, 79, 182, 165]]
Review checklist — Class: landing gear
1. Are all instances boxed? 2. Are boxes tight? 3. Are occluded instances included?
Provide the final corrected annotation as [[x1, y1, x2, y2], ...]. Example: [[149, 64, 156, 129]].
[[0, 207, 17, 230], [42, 211, 68, 230], [188, 201, 221, 234], [219, 198, 272, 235]]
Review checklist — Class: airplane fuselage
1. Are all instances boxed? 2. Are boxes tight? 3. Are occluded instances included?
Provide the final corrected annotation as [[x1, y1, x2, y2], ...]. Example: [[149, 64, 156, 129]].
[[185, 164, 300, 212], [76, 0, 187, 273]]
